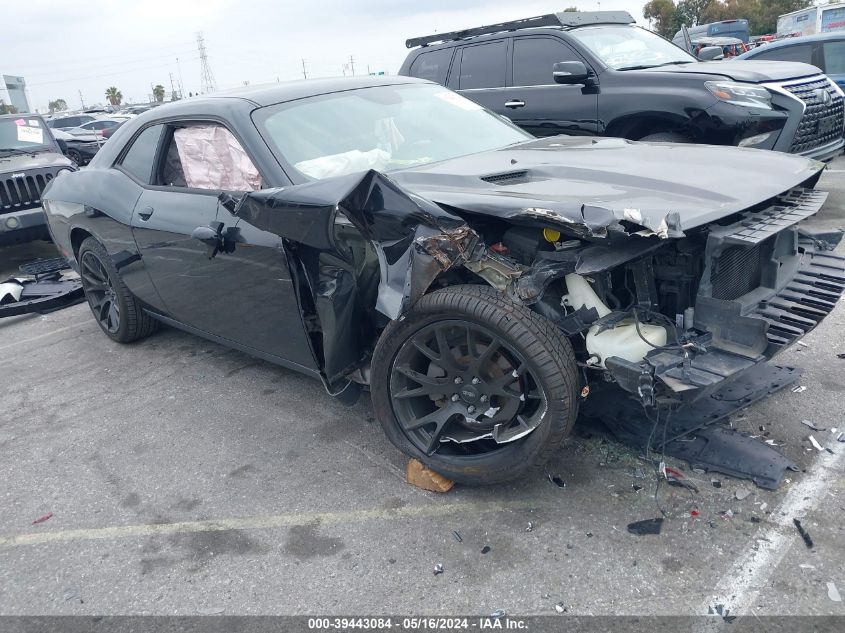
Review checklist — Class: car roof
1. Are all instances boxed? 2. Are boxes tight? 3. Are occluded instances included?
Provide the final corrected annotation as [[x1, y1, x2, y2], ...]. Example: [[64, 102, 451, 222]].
[[742, 31, 845, 55], [186, 75, 429, 108]]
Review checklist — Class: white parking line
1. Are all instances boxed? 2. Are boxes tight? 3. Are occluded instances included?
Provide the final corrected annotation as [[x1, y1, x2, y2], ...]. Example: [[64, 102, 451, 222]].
[[702, 445, 844, 616]]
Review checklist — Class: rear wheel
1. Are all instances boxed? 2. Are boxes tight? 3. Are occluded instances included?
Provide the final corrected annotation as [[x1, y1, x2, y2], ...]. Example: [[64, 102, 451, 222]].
[[78, 237, 157, 343], [371, 284, 578, 485]]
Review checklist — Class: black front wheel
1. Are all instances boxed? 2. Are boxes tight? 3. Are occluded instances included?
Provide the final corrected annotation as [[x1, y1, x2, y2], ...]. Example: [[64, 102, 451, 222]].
[[371, 284, 578, 485], [78, 237, 157, 343]]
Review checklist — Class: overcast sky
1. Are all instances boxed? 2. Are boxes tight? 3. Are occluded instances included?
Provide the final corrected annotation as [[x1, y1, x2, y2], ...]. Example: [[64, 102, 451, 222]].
[[2, 0, 646, 112]]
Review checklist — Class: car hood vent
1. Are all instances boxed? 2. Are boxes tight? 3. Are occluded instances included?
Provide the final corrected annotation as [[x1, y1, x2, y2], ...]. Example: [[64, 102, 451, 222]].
[[480, 170, 529, 185]]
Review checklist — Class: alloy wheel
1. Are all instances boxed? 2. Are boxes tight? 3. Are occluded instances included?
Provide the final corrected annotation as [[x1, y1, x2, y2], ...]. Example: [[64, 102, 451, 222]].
[[389, 320, 547, 456], [80, 251, 121, 334]]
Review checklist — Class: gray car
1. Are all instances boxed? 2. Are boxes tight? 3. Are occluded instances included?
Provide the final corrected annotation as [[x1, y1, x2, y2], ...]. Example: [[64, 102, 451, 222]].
[[0, 113, 75, 245]]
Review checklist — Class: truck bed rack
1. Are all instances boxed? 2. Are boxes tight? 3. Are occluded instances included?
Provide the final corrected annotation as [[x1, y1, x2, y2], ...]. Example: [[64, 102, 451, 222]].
[[405, 11, 635, 48]]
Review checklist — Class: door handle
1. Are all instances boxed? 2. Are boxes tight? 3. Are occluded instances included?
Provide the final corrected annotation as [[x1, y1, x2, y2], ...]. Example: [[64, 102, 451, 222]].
[[137, 206, 154, 221], [504, 100, 525, 109]]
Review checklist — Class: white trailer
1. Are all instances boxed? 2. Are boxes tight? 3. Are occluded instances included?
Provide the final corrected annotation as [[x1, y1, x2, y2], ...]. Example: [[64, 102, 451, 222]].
[[778, 2, 845, 37]]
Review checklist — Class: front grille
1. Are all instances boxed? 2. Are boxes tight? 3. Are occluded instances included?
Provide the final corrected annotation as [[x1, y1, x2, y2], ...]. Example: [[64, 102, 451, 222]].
[[710, 242, 766, 300], [0, 168, 60, 214], [781, 76, 845, 154]]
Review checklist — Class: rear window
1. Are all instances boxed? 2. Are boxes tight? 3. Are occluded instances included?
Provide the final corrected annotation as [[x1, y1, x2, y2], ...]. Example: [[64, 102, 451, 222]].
[[119, 124, 164, 183], [753, 43, 814, 64], [408, 48, 453, 85], [458, 40, 507, 89]]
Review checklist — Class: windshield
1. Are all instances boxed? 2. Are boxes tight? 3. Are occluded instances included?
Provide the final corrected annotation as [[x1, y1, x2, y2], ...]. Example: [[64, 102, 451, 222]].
[[0, 117, 53, 154], [570, 25, 697, 70], [254, 83, 531, 181]]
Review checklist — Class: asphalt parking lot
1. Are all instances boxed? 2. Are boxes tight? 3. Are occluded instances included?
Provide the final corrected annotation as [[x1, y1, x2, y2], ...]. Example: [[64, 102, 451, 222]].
[[1, 157, 844, 618]]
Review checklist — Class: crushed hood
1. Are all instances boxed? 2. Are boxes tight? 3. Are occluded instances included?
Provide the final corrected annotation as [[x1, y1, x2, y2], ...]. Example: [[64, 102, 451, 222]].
[[640, 59, 821, 83], [388, 136, 825, 237]]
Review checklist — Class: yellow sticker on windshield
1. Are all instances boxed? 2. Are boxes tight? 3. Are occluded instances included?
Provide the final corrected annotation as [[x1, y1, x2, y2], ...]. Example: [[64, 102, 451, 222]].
[[17, 125, 44, 144], [434, 91, 482, 111]]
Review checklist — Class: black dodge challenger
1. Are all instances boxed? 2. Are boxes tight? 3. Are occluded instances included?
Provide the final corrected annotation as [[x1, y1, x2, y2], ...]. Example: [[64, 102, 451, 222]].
[[42, 76, 845, 484]]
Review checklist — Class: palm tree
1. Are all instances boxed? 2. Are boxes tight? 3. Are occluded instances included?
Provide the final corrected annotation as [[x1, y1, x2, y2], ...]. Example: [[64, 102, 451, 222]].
[[153, 84, 165, 102], [105, 87, 123, 106]]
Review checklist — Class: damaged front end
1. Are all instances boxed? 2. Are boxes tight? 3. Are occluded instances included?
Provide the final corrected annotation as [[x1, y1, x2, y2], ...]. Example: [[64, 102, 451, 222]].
[[230, 165, 843, 439]]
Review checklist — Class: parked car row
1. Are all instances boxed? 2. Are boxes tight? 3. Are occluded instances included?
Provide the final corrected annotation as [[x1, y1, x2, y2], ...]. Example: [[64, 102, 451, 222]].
[[36, 11, 845, 484]]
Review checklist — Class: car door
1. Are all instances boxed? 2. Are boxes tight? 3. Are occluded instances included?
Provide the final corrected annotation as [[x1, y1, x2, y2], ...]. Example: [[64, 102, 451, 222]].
[[129, 120, 317, 370], [505, 36, 599, 136], [451, 39, 512, 114]]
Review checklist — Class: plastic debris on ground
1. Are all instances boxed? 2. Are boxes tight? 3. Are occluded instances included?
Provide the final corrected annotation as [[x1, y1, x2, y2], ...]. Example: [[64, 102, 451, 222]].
[[828, 582, 842, 602], [548, 473, 566, 488], [708, 604, 737, 623], [802, 420, 825, 432], [799, 563, 815, 569], [433, 563, 444, 576], [721, 510, 734, 520], [793, 518, 814, 548], [554, 603, 567, 613], [627, 518, 663, 535], [452, 531, 462, 543], [406, 459, 454, 493], [490, 609, 506, 620], [735, 487, 751, 501], [481, 545, 491, 554], [838, 432, 845, 443], [791, 385, 807, 393], [760, 502, 768, 512], [32, 512, 53, 525], [809, 435, 824, 452], [525, 522, 534, 532], [837, 353, 845, 359], [711, 479, 722, 488]]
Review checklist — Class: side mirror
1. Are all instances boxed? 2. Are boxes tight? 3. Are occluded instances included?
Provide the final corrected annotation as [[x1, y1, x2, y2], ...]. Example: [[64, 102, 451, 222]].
[[55, 139, 67, 154], [697, 46, 724, 61], [553, 61, 590, 84]]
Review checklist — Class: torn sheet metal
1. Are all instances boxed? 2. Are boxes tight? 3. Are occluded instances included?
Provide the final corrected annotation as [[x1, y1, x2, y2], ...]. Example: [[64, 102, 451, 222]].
[[233, 170, 476, 383]]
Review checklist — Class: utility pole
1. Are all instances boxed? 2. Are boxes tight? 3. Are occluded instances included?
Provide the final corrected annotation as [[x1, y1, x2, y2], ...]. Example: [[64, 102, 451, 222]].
[[197, 32, 218, 93], [176, 57, 186, 97], [78, 90, 85, 109], [349, 55, 355, 76], [169, 72, 178, 100], [301, 58, 308, 79]]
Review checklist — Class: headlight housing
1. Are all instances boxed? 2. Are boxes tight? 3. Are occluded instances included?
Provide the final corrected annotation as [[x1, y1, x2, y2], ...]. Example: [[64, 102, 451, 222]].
[[705, 81, 773, 110]]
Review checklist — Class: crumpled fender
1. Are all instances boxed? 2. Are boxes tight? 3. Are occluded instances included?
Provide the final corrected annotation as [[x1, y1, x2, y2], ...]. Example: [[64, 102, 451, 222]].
[[232, 170, 477, 383]]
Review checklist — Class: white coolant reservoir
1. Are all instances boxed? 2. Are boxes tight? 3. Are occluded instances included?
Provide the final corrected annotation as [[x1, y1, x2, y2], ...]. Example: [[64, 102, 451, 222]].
[[563, 274, 667, 367]]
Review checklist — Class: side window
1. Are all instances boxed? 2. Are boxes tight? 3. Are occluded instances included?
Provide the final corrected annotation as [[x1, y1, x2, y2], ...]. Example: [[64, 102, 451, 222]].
[[408, 48, 453, 85], [513, 37, 581, 86], [754, 44, 813, 64], [823, 40, 845, 75], [458, 40, 507, 89], [119, 124, 164, 184], [157, 123, 262, 191]]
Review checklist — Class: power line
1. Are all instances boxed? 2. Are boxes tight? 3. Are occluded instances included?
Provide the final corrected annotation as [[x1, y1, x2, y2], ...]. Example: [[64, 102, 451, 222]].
[[197, 32, 217, 93], [26, 57, 200, 87], [9, 43, 197, 72]]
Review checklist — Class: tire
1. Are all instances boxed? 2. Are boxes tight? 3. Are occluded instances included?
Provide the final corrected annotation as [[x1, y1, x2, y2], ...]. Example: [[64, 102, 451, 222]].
[[371, 284, 579, 485], [66, 149, 82, 165], [77, 237, 157, 343], [639, 132, 693, 143]]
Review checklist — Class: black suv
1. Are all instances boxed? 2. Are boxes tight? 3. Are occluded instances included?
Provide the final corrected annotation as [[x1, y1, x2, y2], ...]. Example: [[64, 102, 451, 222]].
[[0, 113, 75, 245], [399, 11, 845, 161]]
